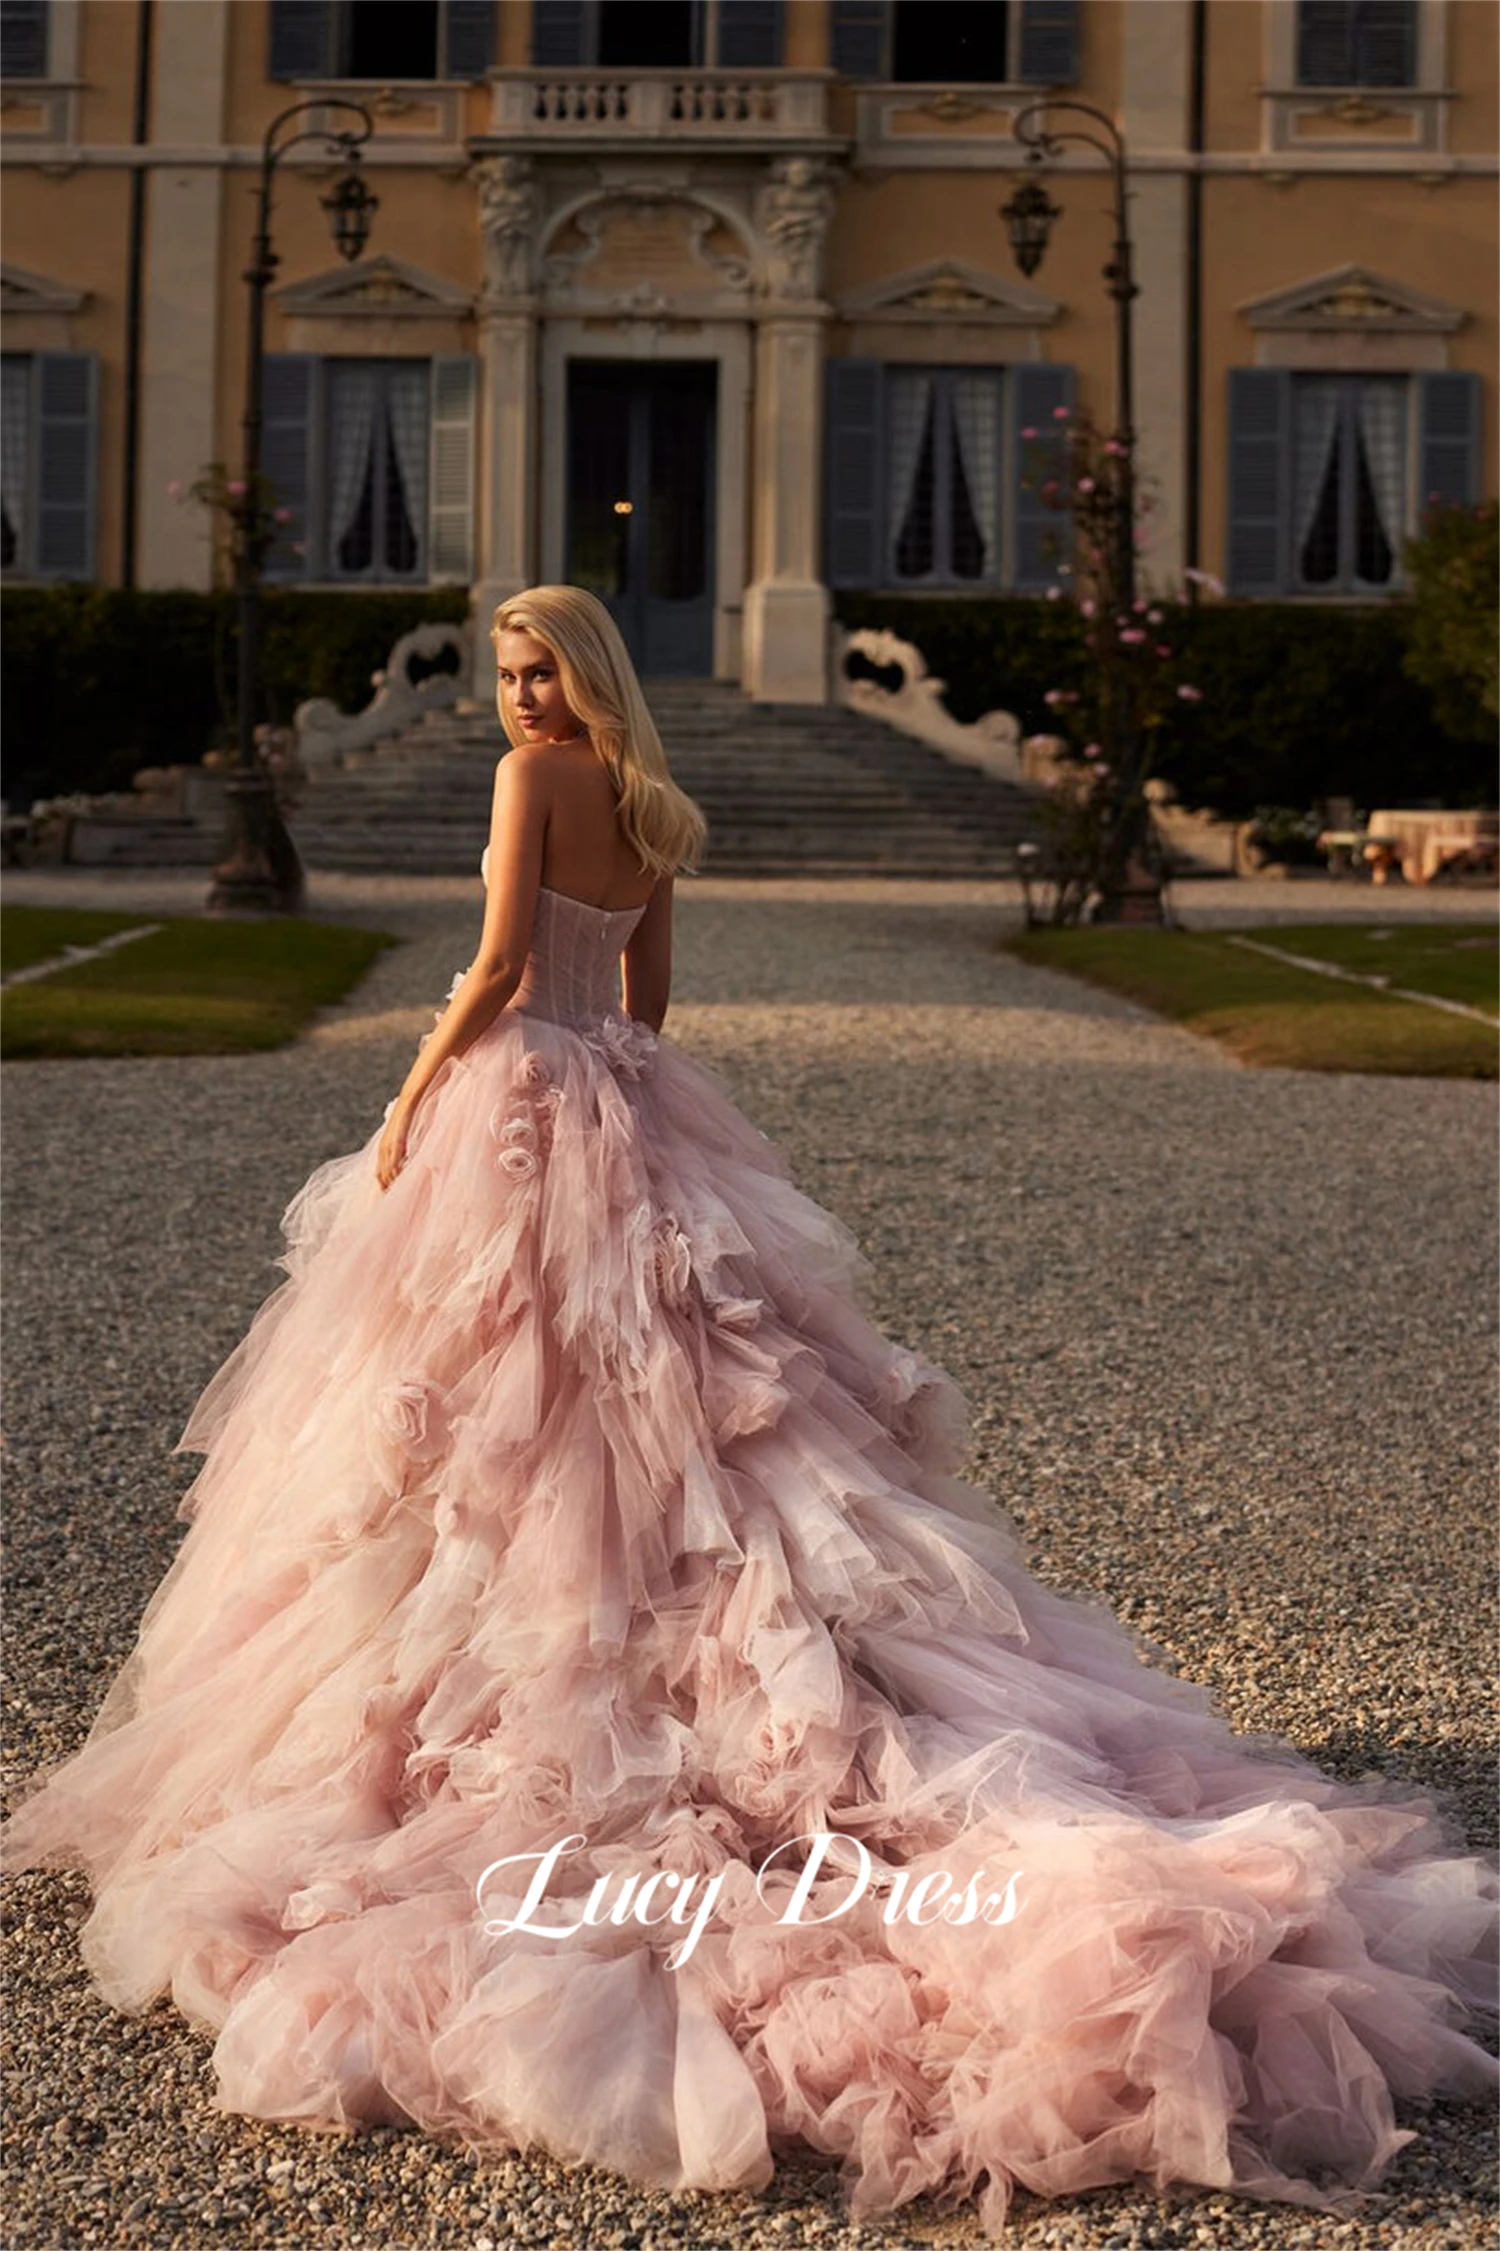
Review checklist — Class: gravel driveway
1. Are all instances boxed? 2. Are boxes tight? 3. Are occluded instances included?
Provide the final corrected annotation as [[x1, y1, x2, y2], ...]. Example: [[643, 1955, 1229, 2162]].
[[3, 871, 1495, 2251]]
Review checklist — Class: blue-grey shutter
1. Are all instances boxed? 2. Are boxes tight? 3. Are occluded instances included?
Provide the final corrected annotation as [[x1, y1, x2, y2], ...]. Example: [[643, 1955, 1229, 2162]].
[[34, 352, 96, 579], [0, 0, 49, 77], [269, 0, 335, 80], [825, 359, 883, 588], [1011, 362, 1075, 591], [1225, 366, 1291, 595], [429, 354, 477, 581], [1417, 370, 1480, 512], [1355, 1, 1417, 85], [1018, 1, 1080, 84], [831, 1, 886, 80], [531, 0, 587, 66], [262, 354, 316, 581], [717, 0, 783, 68], [444, 0, 494, 77]]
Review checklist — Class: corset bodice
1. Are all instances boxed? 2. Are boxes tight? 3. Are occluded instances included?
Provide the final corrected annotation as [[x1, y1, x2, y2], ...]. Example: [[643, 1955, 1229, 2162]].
[[480, 851, 649, 1029]]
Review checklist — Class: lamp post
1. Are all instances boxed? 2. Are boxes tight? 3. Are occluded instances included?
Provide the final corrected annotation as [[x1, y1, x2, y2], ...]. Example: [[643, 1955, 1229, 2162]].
[[1002, 100, 1138, 609], [207, 99, 378, 915], [1002, 102, 1166, 924]]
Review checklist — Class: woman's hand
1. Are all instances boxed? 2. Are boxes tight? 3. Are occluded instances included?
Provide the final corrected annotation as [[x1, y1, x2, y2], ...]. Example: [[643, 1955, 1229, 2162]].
[[376, 1095, 416, 1191]]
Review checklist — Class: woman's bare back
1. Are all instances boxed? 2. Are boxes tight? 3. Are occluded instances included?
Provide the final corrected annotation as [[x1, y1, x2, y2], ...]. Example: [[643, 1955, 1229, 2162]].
[[536, 744, 659, 913]]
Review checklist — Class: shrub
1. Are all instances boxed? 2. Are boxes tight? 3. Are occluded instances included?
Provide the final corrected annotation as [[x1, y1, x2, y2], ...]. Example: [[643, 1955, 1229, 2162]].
[[1, 586, 472, 808]]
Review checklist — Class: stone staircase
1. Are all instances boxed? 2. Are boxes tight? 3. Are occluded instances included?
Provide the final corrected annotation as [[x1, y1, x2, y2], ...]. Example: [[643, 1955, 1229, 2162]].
[[285, 678, 1040, 879]]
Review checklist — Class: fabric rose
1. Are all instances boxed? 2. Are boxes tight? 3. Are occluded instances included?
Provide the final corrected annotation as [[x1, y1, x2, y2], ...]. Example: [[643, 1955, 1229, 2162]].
[[709, 1294, 764, 1333], [582, 1012, 658, 1081], [369, 1374, 450, 1497], [652, 1215, 694, 1303], [518, 1050, 554, 1089]]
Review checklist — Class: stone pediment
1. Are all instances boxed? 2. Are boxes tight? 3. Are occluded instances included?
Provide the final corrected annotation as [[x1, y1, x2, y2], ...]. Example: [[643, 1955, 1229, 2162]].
[[0, 262, 87, 314], [274, 254, 474, 320], [1241, 262, 1465, 334], [834, 259, 1059, 326]]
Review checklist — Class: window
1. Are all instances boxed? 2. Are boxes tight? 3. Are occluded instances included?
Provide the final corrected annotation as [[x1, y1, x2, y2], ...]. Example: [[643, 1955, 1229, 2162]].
[[1295, 1, 1418, 88], [0, 0, 48, 78], [831, 0, 1078, 84], [531, 1, 786, 70], [1226, 367, 1479, 598], [269, 0, 494, 82], [325, 361, 427, 582], [825, 358, 1075, 593], [261, 353, 477, 585], [1292, 375, 1408, 591], [887, 369, 1000, 585], [1, 351, 96, 580]]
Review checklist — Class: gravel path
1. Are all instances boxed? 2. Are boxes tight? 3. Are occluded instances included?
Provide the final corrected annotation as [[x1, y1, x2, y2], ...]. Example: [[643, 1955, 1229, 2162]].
[[3, 871, 1495, 2251]]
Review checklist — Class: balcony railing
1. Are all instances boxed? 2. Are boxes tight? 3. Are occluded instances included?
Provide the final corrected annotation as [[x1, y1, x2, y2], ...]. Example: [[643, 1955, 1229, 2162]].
[[487, 68, 832, 145]]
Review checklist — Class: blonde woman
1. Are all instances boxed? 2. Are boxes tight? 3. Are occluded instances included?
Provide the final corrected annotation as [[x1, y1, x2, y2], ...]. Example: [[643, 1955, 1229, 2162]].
[[4, 587, 1495, 2239]]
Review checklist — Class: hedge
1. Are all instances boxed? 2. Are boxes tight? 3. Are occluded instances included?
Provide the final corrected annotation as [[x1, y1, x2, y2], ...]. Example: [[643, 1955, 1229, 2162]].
[[834, 593, 1496, 820], [1, 586, 472, 808]]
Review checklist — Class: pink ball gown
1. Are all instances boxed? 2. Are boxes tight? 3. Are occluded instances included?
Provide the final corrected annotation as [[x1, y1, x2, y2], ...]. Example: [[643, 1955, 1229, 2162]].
[[2, 871, 1495, 2238]]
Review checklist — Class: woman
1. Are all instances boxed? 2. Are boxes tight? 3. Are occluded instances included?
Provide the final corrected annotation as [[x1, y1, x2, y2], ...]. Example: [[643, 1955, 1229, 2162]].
[[3, 585, 1495, 2238]]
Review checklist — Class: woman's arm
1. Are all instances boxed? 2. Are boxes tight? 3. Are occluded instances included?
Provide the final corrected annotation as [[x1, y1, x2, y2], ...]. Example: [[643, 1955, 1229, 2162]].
[[376, 752, 547, 1188], [621, 873, 674, 1033]]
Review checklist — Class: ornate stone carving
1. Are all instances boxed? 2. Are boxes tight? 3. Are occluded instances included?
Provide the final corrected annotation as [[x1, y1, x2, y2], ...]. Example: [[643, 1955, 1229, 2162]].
[[475, 155, 538, 304], [539, 187, 751, 300], [1241, 260, 1464, 335], [754, 156, 836, 302]]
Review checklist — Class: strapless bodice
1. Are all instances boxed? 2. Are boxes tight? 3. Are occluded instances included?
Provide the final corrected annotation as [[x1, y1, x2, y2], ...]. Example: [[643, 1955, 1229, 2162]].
[[478, 848, 649, 1029]]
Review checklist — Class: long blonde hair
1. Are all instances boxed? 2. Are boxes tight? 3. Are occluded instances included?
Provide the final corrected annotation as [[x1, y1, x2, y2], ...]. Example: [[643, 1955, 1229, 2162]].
[[490, 586, 708, 881]]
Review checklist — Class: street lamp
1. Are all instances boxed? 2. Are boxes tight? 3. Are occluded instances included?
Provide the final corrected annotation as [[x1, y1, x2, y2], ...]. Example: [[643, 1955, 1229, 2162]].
[[207, 99, 377, 915], [1003, 101, 1138, 608], [1003, 102, 1165, 925]]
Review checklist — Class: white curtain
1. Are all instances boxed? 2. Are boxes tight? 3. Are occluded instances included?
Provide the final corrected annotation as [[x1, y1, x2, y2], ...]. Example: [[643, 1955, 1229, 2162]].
[[1355, 377, 1406, 570], [887, 370, 933, 574], [0, 358, 29, 555], [1293, 377, 1342, 565], [385, 364, 429, 567], [950, 373, 999, 576], [327, 364, 379, 564]]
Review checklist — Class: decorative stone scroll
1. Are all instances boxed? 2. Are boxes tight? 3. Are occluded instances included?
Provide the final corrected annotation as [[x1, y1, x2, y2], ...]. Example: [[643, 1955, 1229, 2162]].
[[295, 622, 473, 771]]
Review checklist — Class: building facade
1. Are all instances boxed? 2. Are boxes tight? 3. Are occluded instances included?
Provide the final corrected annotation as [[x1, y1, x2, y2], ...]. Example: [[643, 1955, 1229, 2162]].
[[1, 0, 1495, 704]]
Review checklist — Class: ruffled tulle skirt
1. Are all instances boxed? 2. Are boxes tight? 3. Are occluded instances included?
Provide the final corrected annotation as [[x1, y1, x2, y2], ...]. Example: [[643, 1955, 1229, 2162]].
[[3, 999, 1496, 2235]]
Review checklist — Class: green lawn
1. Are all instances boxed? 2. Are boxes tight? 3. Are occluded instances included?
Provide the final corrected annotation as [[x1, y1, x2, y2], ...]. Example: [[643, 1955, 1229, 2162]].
[[1005, 922, 1498, 1079], [1, 906, 400, 1058]]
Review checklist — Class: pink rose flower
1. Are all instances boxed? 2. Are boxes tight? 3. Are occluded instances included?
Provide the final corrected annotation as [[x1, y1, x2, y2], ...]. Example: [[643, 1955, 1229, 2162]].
[[226, 478, 247, 497], [166, 480, 184, 501], [518, 1051, 554, 1088], [1020, 425, 1038, 438], [1176, 684, 1204, 701], [582, 1012, 658, 1080], [1155, 644, 1173, 658], [1119, 627, 1147, 644], [1147, 608, 1164, 623], [1077, 476, 1096, 494], [1052, 404, 1071, 419], [1080, 597, 1096, 618], [1084, 743, 1102, 759]]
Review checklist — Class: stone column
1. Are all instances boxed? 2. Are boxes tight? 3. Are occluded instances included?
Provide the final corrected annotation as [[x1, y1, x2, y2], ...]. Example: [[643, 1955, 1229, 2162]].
[[742, 157, 839, 705], [471, 156, 540, 704], [138, 0, 231, 588]]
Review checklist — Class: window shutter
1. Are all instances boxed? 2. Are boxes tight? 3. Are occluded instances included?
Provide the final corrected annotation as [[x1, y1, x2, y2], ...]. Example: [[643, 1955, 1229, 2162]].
[[1018, 0, 1080, 84], [1356, 0, 1417, 87], [824, 358, 883, 589], [268, 0, 336, 80], [531, 0, 587, 67], [1296, 1, 1354, 84], [444, 0, 494, 78], [830, 1, 886, 80], [0, 0, 49, 78], [1011, 362, 1075, 591], [1226, 367, 1291, 595], [717, 0, 784, 69], [34, 352, 96, 580], [262, 354, 317, 581], [1417, 370, 1480, 512], [429, 354, 477, 581]]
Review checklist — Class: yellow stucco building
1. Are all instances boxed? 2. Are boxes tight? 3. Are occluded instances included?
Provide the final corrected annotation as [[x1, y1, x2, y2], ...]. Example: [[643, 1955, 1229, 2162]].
[[2, 0, 1495, 704]]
